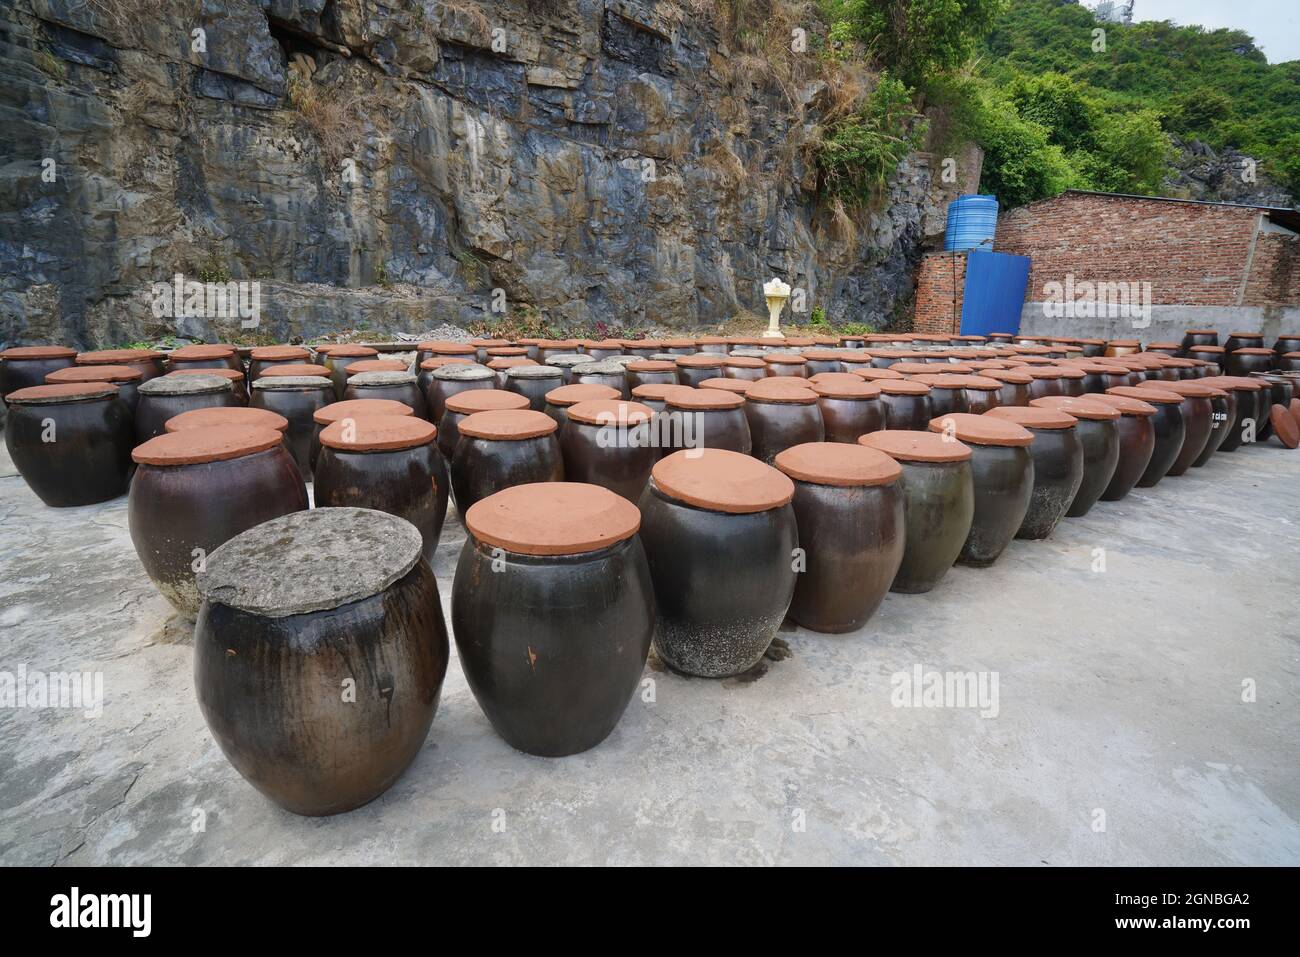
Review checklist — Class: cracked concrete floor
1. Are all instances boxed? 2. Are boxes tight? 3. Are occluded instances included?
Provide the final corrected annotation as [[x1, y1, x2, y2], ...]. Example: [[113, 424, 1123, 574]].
[[0, 439, 1297, 866]]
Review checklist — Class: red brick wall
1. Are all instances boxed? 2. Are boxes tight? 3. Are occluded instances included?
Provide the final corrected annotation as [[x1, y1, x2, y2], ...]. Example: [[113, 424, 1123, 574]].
[[914, 251, 966, 335], [1243, 231, 1300, 307]]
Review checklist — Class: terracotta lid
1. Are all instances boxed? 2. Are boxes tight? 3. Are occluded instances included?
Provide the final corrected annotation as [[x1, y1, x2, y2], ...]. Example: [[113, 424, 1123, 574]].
[[783, 337, 816, 347], [470, 339, 511, 348], [889, 362, 936, 375], [76, 348, 163, 364], [313, 398, 414, 425], [586, 339, 625, 349], [1291, 398, 1300, 428], [980, 369, 1033, 384], [652, 448, 793, 513], [859, 429, 972, 462], [141, 373, 231, 395], [545, 383, 621, 406], [675, 354, 724, 368], [1187, 344, 1225, 353], [774, 442, 901, 487], [486, 347, 529, 357], [1030, 396, 1120, 421], [1083, 392, 1157, 416], [320, 414, 435, 451], [537, 339, 580, 350], [132, 425, 282, 466], [572, 360, 625, 375], [488, 357, 538, 370], [911, 373, 999, 390], [986, 406, 1078, 430], [746, 379, 818, 404], [658, 338, 694, 349], [854, 368, 906, 381], [699, 377, 752, 394], [432, 364, 495, 381], [1163, 358, 1196, 368], [505, 365, 563, 380], [837, 352, 872, 364], [879, 380, 931, 396], [1228, 331, 1263, 338], [665, 388, 744, 410], [1145, 342, 1181, 350], [252, 376, 333, 391], [763, 376, 812, 388], [1184, 328, 1218, 335], [344, 359, 408, 375], [800, 349, 842, 361], [5, 382, 118, 404], [1, 345, 76, 359], [1107, 340, 1140, 347], [1284, 352, 1300, 359], [565, 399, 655, 426], [1108, 385, 1182, 404], [1023, 367, 1063, 379], [926, 413, 1033, 447], [1071, 362, 1119, 374], [632, 383, 696, 402], [1200, 375, 1264, 390], [258, 363, 330, 378], [249, 345, 310, 361], [517, 338, 546, 345], [809, 371, 865, 386], [1015, 356, 1058, 366], [1232, 347, 1274, 355], [626, 360, 676, 372], [625, 339, 664, 349], [1147, 381, 1226, 398], [723, 356, 765, 368], [348, 371, 416, 387], [696, 336, 728, 345], [811, 378, 881, 399], [315, 344, 378, 357], [46, 364, 142, 383], [169, 344, 236, 360], [1050, 366, 1086, 379], [418, 341, 475, 354], [445, 389, 530, 414], [465, 482, 641, 556], [458, 409, 557, 441], [166, 406, 289, 433], [763, 354, 807, 366], [166, 368, 244, 383]]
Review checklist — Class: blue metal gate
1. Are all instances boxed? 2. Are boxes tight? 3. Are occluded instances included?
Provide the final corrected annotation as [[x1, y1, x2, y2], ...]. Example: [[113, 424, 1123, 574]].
[[960, 250, 1031, 337]]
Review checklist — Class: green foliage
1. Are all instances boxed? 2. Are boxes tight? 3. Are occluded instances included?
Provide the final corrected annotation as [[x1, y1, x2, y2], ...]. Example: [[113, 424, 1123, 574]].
[[818, 73, 927, 205], [840, 320, 878, 335]]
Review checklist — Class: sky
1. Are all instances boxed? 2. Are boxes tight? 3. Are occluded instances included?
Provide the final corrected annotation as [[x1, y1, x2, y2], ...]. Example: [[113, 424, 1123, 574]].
[[1124, 0, 1300, 63]]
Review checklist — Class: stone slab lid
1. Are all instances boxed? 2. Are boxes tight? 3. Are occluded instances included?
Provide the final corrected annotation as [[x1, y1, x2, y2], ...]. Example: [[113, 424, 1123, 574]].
[[665, 388, 744, 409], [76, 348, 163, 364], [775, 442, 901, 487], [258, 363, 330, 378], [166, 406, 289, 433], [420, 357, 477, 371], [197, 507, 421, 618], [5, 382, 118, 404], [348, 370, 417, 386], [169, 344, 235, 360], [811, 378, 881, 400], [465, 482, 640, 556], [746, 379, 817, 404], [544, 354, 590, 367], [314, 398, 414, 425], [699, 377, 752, 394], [1083, 392, 1157, 416], [46, 364, 142, 383], [505, 364, 563, 379], [167, 368, 244, 383], [571, 360, 625, 375], [419, 340, 476, 354], [632, 383, 696, 402], [545, 383, 620, 406], [859, 429, 972, 462], [321, 414, 436, 451], [565, 399, 654, 426], [458, 409, 557, 440], [252, 375, 334, 391], [879, 380, 931, 396], [927, 413, 1033, 447], [626, 359, 676, 372], [140, 373, 232, 395], [434, 363, 495, 381], [675, 354, 724, 368], [987, 406, 1078, 429], [652, 448, 794, 513], [1030, 396, 1120, 421], [315, 344, 378, 357], [250, 345, 310, 361], [133, 424, 282, 465], [1, 345, 76, 359], [1107, 385, 1183, 404], [444, 389, 530, 414], [344, 359, 408, 376]]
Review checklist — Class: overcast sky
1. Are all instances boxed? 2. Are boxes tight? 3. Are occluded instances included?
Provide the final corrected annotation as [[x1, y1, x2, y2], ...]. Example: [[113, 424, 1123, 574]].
[[1126, 0, 1300, 63]]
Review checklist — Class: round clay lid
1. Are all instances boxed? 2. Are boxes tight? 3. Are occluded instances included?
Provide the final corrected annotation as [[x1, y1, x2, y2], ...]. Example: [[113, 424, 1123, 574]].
[[724, 356, 766, 368], [837, 352, 871, 363], [470, 338, 511, 348], [986, 406, 1078, 430], [458, 409, 557, 440], [4, 382, 118, 404], [1023, 367, 1063, 380], [625, 339, 664, 349], [486, 347, 529, 357], [762, 375, 812, 388], [1150, 381, 1226, 398], [811, 378, 881, 399], [434, 364, 495, 381], [252, 376, 333, 391], [1187, 344, 1225, 353], [926, 413, 1033, 447], [545, 383, 620, 406], [696, 336, 728, 345], [258, 363, 331, 378], [1228, 331, 1264, 338], [763, 354, 807, 366], [537, 339, 580, 350], [775, 442, 901, 487], [1, 345, 76, 359], [632, 383, 696, 402], [132, 424, 282, 465], [1029, 396, 1120, 421], [313, 398, 414, 425], [1232, 347, 1274, 355], [699, 377, 752, 394], [665, 388, 744, 410], [626, 359, 676, 373], [1200, 375, 1264, 391], [76, 348, 163, 364], [419, 341, 476, 354], [250, 345, 310, 361], [801, 349, 843, 361], [889, 362, 936, 375], [1083, 392, 1157, 416], [1284, 352, 1300, 359], [1108, 385, 1182, 404], [167, 368, 244, 383], [586, 339, 625, 350], [344, 359, 408, 375], [420, 357, 475, 371], [746, 379, 818, 404], [565, 399, 655, 426], [140, 373, 231, 396], [854, 368, 906, 381], [465, 482, 641, 556], [348, 370, 416, 386], [45, 364, 142, 383], [980, 369, 1033, 384], [858, 429, 972, 462], [1184, 328, 1218, 335], [809, 371, 866, 386], [652, 448, 794, 513], [320, 414, 436, 451], [675, 354, 724, 368], [316, 344, 378, 357], [168, 344, 236, 360], [166, 406, 289, 433], [197, 508, 421, 618], [445, 389, 530, 414], [504, 364, 564, 379], [879, 380, 931, 395], [911, 373, 1000, 390]]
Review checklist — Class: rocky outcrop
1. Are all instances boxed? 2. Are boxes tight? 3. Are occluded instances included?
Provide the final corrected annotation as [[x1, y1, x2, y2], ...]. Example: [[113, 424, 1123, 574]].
[[0, 0, 940, 347], [1164, 137, 1295, 209]]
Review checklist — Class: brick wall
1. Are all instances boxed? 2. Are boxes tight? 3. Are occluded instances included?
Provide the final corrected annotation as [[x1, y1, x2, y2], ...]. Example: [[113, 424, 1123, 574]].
[[1243, 231, 1300, 307], [913, 251, 966, 335]]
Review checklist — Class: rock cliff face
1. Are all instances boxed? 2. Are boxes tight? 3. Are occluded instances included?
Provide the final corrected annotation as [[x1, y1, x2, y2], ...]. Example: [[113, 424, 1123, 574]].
[[1164, 137, 1295, 209], [0, 0, 939, 346]]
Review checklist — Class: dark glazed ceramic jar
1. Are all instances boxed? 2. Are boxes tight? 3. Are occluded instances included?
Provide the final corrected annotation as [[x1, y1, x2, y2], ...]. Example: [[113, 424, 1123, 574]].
[[247, 345, 311, 380], [723, 355, 768, 381], [1198, 377, 1260, 453], [1085, 392, 1157, 500], [1284, 353, 1300, 371], [194, 508, 448, 815], [469, 339, 510, 363], [415, 357, 475, 397], [166, 343, 242, 375], [129, 426, 308, 615], [1180, 329, 1219, 354], [542, 383, 620, 428], [417, 340, 477, 365], [1104, 340, 1141, 358], [660, 388, 752, 456], [315, 415, 448, 565], [774, 443, 904, 633], [504, 364, 565, 410], [1182, 383, 1233, 466], [982, 369, 1033, 407], [674, 354, 725, 387], [812, 378, 884, 443], [75, 348, 166, 384], [1104, 386, 1185, 486], [1185, 344, 1225, 373], [911, 374, 969, 417], [1029, 397, 1120, 517], [547, 354, 592, 383], [1025, 368, 1066, 400], [858, 431, 973, 592], [46, 364, 142, 412], [624, 360, 678, 391], [1134, 381, 1214, 474], [425, 363, 496, 423], [799, 349, 845, 377], [1145, 343, 1181, 356], [1, 346, 77, 400], [696, 337, 730, 355], [925, 413, 1033, 567], [744, 379, 824, 463], [167, 367, 248, 404], [1273, 336, 1300, 357], [560, 400, 657, 501], [134, 373, 238, 443], [1053, 367, 1087, 396], [1227, 347, 1276, 378], [451, 409, 564, 513], [763, 354, 809, 378], [1223, 332, 1264, 355], [344, 370, 428, 420], [309, 398, 414, 473], [985, 406, 1083, 539], [584, 340, 627, 360], [250, 375, 334, 480], [630, 383, 695, 415], [571, 360, 630, 398], [452, 483, 653, 756], [638, 449, 797, 677], [318, 344, 379, 399], [4, 383, 133, 506], [438, 388, 528, 462], [878, 380, 933, 431]]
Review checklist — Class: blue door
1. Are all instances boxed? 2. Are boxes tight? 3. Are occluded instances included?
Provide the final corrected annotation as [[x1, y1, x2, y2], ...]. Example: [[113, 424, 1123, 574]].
[[961, 251, 1030, 337]]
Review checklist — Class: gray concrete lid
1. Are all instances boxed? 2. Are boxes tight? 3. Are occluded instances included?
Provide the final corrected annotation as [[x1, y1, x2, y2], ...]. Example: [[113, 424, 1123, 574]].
[[606, 355, 639, 366], [546, 354, 590, 366], [432, 364, 494, 381], [506, 364, 563, 379], [251, 376, 333, 391], [197, 508, 422, 617], [139, 374, 232, 395], [573, 360, 626, 374], [348, 371, 416, 386]]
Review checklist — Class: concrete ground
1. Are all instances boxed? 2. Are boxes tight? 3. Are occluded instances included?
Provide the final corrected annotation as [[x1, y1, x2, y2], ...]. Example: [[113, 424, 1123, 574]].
[[0, 439, 1297, 866]]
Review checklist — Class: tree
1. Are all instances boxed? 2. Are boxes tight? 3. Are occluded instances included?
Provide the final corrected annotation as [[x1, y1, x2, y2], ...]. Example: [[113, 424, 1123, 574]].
[[829, 0, 1009, 84]]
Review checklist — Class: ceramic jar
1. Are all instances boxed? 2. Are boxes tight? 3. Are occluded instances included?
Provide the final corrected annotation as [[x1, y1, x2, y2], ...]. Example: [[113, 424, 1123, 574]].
[[129, 425, 308, 614], [547, 354, 593, 383], [504, 365, 565, 411], [1145, 343, 1182, 357], [450, 409, 564, 512], [1198, 377, 1259, 453], [624, 360, 678, 391], [774, 443, 904, 632], [638, 449, 797, 677], [743, 379, 824, 463], [469, 339, 511, 363], [722, 356, 768, 381], [536, 340, 580, 363], [674, 354, 725, 387], [134, 373, 238, 443], [559, 400, 657, 501], [878, 380, 933, 431], [416, 340, 477, 366], [571, 360, 630, 397], [1104, 386, 1185, 485], [309, 398, 414, 472], [1180, 329, 1219, 354], [4, 383, 134, 506], [583, 341, 627, 360], [1104, 340, 1141, 358], [1, 346, 77, 400], [1134, 381, 1214, 473], [249, 375, 334, 480], [660, 387, 752, 456], [1272, 335, 1300, 358], [630, 383, 695, 415], [543, 383, 620, 429], [1053, 366, 1087, 396], [1185, 345, 1226, 373], [1183, 382, 1234, 466], [911, 374, 969, 417], [1029, 397, 1121, 516], [1025, 367, 1066, 400], [696, 337, 730, 355], [799, 349, 845, 377], [45, 364, 143, 412], [1226, 347, 1276, 378], [1223, 332, 1264, 355], [194, 508, 448, 815], [981, 369, 1033, 407], [75, 348, 166, 384], [424, 364, 496, 424], [438, 388, 529, 462], [166, 344, 241, 378], [763, 354, 809, 378], [1084, 392, 1157, 500], [317, 344, 379, 399], [247, 345, 311, 380], [344, 370, 428, 420], [986, 406, 1084, 539], [812, 378, 884, 443]]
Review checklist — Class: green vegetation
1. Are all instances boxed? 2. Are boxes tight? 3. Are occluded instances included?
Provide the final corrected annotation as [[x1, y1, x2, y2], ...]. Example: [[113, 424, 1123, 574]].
[[818, 73, 927, 204]]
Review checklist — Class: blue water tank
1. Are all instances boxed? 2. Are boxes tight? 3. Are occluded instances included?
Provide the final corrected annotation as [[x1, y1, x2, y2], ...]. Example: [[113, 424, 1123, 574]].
[[944, 194, 999, 252]]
